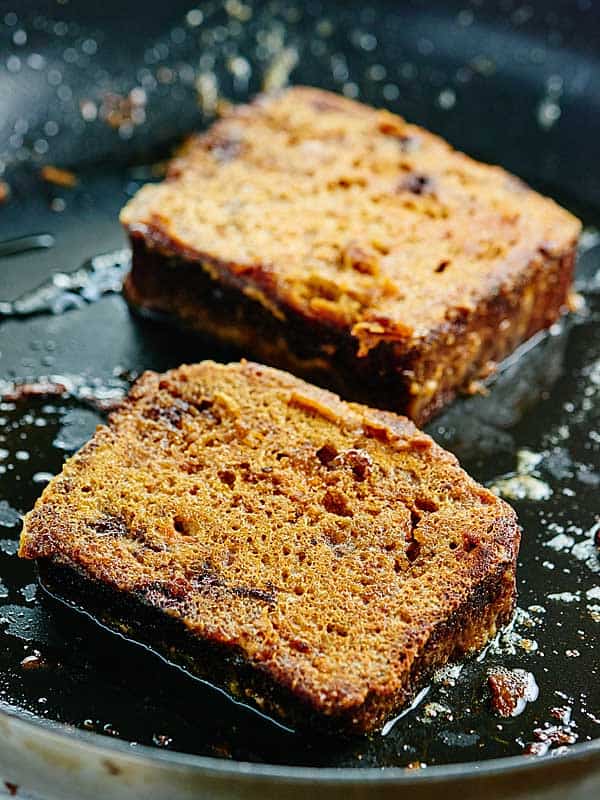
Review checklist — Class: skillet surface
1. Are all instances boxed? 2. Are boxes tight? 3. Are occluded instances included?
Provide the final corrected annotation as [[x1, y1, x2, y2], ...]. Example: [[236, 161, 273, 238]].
[[0, 0, 599, 773]]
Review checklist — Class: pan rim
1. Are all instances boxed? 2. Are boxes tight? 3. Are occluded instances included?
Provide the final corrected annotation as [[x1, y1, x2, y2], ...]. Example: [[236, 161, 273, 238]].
[[1, 699, 599, 785]]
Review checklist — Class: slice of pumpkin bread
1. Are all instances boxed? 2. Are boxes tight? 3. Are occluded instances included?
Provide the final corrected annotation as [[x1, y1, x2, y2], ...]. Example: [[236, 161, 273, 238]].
[[20, 361, 520, 734], [120, 86, 581, 423]]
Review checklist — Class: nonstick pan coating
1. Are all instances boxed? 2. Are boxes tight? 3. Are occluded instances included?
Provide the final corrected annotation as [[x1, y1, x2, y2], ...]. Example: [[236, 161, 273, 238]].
[[0, 1, 599, 797]]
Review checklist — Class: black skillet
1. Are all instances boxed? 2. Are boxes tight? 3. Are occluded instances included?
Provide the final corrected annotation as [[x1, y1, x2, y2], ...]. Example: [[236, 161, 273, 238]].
[[0, 1, 599, 798]]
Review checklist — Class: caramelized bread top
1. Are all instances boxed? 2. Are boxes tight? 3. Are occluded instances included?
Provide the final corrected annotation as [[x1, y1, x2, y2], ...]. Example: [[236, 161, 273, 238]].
[[20, 361, 519, 717], [121, 86, 580, 355]]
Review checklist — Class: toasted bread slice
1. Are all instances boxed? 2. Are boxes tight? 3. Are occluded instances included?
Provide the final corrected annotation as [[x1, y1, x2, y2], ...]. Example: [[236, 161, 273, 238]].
[[20, 361, 519, 733], [120, 86, 580, 423]]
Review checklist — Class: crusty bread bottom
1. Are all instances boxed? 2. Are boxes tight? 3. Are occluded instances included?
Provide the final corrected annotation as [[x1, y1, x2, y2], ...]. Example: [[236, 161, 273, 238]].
[[123, 231, 575, 425], [39, 558, 516, 735]]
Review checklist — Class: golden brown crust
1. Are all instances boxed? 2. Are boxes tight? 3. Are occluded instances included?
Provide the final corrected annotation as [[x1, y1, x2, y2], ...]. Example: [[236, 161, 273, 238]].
[[120, 87, 580, 422], [20, 361, 520, 733]]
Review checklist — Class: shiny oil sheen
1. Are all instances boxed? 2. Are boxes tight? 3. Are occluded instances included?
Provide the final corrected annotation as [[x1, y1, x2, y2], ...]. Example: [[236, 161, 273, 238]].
[[0, 178, 598, 766], [0, 0, 599, 775]]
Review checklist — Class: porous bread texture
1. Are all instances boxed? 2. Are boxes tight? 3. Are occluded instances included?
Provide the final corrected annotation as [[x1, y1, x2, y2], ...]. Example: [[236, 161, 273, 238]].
[[120, 87, 580, 421], [20, 361, 520, 733], [121, 86, 579, 336]]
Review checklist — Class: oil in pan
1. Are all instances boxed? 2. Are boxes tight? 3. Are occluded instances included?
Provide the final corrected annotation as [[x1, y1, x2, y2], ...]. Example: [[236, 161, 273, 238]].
[[0, 0, 599, 773], [0, 224, 598, 767]]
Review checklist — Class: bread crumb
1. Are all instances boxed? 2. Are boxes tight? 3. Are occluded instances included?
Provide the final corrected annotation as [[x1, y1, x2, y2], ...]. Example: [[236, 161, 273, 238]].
[[567, 291, 585, 313], [41, 166, 78, 188]]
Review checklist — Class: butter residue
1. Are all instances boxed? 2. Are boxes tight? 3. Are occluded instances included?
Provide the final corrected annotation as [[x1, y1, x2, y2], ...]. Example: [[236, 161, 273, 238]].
[[488, 448, 552, 501], [490, 474, 552, 502]]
